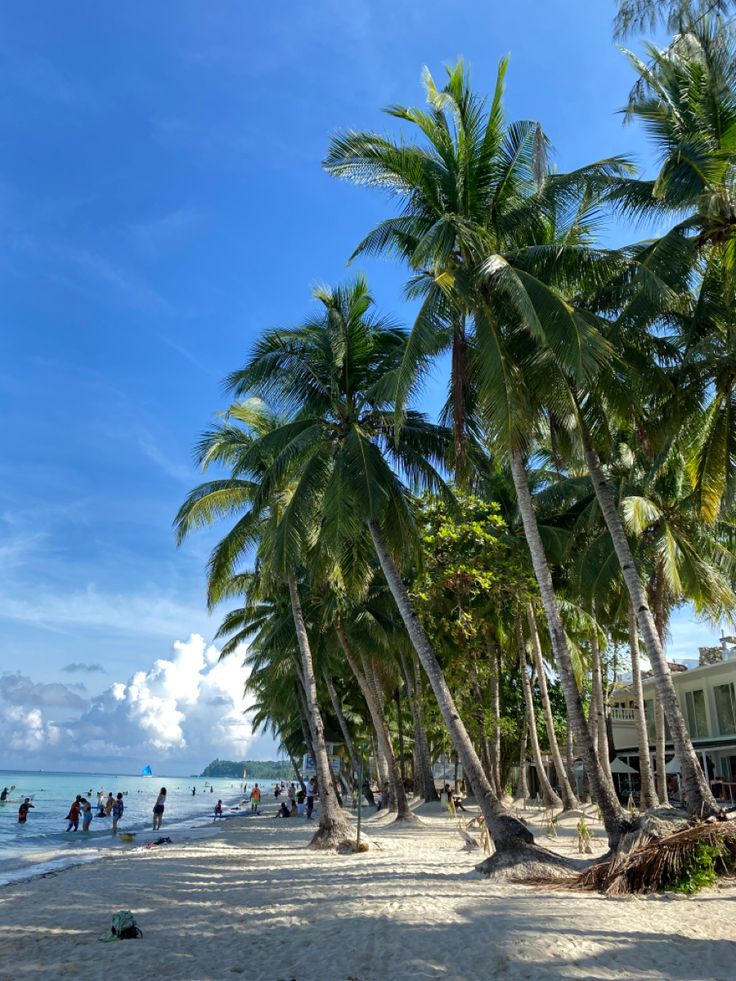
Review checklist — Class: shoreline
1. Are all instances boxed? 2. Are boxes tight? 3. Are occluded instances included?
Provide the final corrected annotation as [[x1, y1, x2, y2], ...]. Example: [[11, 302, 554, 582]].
[[0, 791, 248, 888], [1, 799, 735, 980]]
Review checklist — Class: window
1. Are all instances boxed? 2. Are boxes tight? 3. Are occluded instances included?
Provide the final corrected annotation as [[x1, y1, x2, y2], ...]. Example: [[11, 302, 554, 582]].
[[685, 689, 708, 738], [714, 683, 736, 736]]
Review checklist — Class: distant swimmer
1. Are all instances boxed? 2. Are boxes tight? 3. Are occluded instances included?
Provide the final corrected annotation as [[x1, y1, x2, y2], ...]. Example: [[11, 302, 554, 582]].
[[18, 798, 34, 823]]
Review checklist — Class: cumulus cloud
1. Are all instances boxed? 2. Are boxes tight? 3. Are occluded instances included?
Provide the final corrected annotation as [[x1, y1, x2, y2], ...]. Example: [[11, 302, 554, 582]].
[[0, 673, 88, 709], [62, 662, 105, 674], [0, 635, 268, 772]]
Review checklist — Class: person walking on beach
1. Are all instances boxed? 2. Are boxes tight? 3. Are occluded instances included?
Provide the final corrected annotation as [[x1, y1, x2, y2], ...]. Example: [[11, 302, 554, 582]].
[[111, 793, 124, 834], [250, 784, 261, 814], [65, 795, 82, 832], [18, 798, 34, 823], [306, 777, 317, 820], [152, 787, 166, 830], [214, 799, 223, 820], [82, 799, 93, 833]]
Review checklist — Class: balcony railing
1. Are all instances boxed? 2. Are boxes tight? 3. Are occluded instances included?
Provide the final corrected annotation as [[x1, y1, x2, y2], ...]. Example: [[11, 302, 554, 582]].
[[610, 707, 636, 722]]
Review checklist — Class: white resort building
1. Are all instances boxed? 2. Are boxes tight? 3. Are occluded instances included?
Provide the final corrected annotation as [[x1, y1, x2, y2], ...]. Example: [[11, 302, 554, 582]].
[[611, 636, 736, 802]]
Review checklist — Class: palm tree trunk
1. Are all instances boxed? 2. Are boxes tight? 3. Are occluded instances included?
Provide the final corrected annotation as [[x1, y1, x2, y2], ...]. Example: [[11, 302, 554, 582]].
[[288, 576, 352, 847], [334, 623, 415, 822], [288, 751, 307, 795], [394, 687, 407, 783], [590, 621, 615, 793], [579, 427, 718, 817], [508, 449, 629, 842], [526, 603, 579, 809], [400, 650, 438, 802], [516, 617, 562, 808], [468, 652, 495, 787], [369, 520, 540, 855], [652, 567, 669, 806], [489, 642, 503, 795], [516, 716, 530, 800], [628, 606, 657, 809], [655, 694, 668, 804], [566, 726, 575, 792], [323, 671, 360, 780]]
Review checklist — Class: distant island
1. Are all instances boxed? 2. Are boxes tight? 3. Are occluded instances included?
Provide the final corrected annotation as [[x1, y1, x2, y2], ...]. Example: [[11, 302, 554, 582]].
[[200, 758, 294, 780]]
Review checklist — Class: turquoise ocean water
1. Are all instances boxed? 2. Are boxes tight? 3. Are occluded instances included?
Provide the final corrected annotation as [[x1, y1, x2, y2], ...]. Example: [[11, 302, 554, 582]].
[[0, 770, 256, 885]]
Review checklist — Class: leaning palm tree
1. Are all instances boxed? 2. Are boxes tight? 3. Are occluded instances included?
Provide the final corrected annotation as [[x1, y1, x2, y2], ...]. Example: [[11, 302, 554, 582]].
[[176, 403, 355, 848], [325, 61, 633, 841]]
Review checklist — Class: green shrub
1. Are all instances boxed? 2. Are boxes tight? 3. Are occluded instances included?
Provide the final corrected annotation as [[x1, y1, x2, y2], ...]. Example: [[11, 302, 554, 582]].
[[662, 842, 722, 895]]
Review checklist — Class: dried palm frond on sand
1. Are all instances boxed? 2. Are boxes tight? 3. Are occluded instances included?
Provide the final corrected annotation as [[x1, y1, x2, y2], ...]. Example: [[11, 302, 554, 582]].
[[526, 820, 736, 895]]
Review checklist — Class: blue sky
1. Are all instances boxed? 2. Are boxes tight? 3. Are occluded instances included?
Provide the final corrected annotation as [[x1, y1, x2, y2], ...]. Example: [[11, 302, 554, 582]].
[[0, 1, 723, 772]]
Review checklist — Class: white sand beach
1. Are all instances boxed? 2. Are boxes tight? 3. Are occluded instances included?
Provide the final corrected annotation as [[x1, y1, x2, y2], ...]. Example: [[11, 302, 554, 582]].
[[1, 801, 734, 981]]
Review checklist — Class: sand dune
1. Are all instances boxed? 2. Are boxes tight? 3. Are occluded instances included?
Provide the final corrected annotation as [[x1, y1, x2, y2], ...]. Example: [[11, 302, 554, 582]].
[[0, 800, 734, 980]]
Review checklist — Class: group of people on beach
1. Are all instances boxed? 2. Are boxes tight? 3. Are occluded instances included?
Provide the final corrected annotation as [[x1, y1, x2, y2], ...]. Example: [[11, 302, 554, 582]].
[[64, 790, 126, 833], [273, 777, 318, 819]]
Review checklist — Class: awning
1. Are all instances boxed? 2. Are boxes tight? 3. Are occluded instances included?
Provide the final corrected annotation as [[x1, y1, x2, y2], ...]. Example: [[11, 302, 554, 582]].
[[609, 757, 637, 774]]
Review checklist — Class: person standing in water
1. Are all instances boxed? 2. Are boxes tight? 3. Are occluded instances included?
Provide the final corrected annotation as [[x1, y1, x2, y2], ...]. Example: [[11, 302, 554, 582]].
[[81, 799, 93, 833], [105, 793, 114, 816], [65, 795, 82, 832], [1, 787, 9, 801], [111, 793, 124, 834], [152, 787, 166, 830], [18, 798, 34, 823]]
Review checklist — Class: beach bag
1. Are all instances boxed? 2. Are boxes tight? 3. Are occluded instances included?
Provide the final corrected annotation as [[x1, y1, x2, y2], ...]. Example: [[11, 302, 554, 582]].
[[101, 910, 142, 941]]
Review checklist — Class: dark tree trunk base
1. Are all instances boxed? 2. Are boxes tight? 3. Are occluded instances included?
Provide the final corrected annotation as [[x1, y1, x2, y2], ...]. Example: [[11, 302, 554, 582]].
[[475, 842, 576, 880], [391, 812, 422, 826], [308, 819, 357, 851]]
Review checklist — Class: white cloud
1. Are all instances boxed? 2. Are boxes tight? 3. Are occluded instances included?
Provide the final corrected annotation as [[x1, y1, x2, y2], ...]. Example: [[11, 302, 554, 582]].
[[0, 634, 266, 771], [0, 585, 210, 638]]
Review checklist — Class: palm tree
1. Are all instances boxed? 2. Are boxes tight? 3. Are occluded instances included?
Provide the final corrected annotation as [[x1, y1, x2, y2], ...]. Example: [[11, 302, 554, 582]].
[[325, 62, 632, 841], [224, 275, 571, 863], [613, 0, 735, 38], [175, 404, 355, 847]]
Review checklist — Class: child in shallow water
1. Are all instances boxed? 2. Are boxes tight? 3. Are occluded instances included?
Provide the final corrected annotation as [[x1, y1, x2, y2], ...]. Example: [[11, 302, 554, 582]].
[[82, 800, 93, 832]]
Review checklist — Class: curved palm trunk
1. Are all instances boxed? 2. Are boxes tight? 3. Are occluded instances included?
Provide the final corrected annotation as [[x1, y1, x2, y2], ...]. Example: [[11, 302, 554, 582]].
[[288, 577, 353, 847], [579, 432, 718, 816], [335, 624, 415, 822], [516, 617, 562, 808], [369, 520, 539, 854], [508, 450, 629, 843], [323, 672, 360, 780], [628, 606, 657, 809], [526, 603, 579, 809], [400, 650, 438, 802]]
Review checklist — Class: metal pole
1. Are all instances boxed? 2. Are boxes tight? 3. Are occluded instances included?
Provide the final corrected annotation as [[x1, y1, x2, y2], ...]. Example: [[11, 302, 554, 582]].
[[356, 746, 364, 849]]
